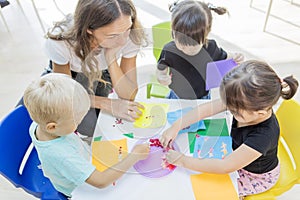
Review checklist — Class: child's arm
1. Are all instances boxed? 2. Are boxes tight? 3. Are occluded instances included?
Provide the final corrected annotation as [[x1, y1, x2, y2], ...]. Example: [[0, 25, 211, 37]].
[[85, 143, 149, 188], [156, 68, 171, 86], [167, 144, 262, 174], [160, 99, 226, 148]]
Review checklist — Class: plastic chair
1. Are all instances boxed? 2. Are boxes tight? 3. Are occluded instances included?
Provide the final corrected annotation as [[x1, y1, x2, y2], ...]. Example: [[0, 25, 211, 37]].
[[148, 22, 172, 98], [146, 74, 170, 99], [152, 21, 172, 61], [0, 0, 10, 31], [0, 105, 67, 200], [0, 0, 65, 33], [245, 99, 300, 200], [147, 83, 170, 99], [250, 0, 299, 32]]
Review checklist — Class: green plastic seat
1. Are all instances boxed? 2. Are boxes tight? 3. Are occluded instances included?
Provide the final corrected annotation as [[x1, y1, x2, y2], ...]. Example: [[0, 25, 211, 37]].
[[152, 21, 172, 61]]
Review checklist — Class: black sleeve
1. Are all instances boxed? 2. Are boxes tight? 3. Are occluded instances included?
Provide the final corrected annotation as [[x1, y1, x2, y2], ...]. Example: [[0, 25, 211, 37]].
[[243, 127, 277, 155], [157, 49, 169, 70], [206, 40, 228, 61]]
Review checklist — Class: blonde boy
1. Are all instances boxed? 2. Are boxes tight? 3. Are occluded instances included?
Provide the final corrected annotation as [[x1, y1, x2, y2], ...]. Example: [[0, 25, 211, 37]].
[[24, 73, 149, 198]]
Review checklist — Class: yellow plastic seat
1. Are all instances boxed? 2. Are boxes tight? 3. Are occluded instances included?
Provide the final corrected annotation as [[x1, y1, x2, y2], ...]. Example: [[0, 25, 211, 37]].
[[152, 21, 172, 61], [245, 99, 300, 200]]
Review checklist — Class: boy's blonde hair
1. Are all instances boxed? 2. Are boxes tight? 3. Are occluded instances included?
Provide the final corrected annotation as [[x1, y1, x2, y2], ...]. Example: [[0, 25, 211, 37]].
[[24, 73, 90, 126]]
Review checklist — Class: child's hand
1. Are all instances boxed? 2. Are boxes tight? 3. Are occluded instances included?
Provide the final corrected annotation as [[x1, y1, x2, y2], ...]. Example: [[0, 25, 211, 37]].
[[159, 126, 179, 148], [131, 143, 150, 160], [166, 149, 185, 166], [232, 53, 244, 64], [156, 69, 172, 86]]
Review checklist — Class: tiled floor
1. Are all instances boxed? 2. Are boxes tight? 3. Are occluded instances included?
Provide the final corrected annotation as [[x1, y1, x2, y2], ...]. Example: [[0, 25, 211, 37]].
[[1, 0, 300, 199]]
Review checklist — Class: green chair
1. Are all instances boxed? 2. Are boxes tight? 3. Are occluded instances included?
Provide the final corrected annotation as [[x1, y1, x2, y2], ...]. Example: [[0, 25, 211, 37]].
[[245, 99, 300, 200], [146, 75, 170, 99], [148, 21, 172, 98], [152, 21, 172, 61]]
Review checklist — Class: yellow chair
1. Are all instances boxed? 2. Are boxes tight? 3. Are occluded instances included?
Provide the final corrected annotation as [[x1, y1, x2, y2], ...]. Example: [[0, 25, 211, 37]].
[[152, 21, 172, 61], [245, 99, 300, 200]]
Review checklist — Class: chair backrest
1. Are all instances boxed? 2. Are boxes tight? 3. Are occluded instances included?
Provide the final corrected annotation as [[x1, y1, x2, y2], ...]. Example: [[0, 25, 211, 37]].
[[0, 105, 67, 200], [243, 99, 300, 199], [276, 99, 300, 179], [152, 21, 172, 61]]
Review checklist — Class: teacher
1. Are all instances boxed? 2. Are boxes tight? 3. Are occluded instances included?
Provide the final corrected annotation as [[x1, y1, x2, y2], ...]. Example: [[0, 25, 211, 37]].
[[45, 0, 148, 137]]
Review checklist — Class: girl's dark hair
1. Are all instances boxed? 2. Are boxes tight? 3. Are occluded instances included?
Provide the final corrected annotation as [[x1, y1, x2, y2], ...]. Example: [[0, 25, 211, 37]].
[[46, 0, 147, 93], [220, 60, 299, 113], [169, 0, 228, 46]]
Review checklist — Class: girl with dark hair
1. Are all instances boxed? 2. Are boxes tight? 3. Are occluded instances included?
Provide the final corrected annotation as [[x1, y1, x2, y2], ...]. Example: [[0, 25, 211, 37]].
[[45, 0, 148, 137], [156, 0, 243, 99], [160, 60, 298, 198]]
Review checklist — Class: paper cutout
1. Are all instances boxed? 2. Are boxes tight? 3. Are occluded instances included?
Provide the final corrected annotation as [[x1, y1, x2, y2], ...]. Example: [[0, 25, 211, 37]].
[[93, 136, 102, 141], [123, 133, 134, 139], [193, 136, 232, 159], [92, 139, 128, 171], [188, 133, 197, 153], [188, 119, 229, 153], [133, 138, 178, 178], [134, 102, 169, 128], [167, 107, 206, 134], [190, 173, 239, 200], [196, 118, 229, 136], [206, 59, 237, 90]]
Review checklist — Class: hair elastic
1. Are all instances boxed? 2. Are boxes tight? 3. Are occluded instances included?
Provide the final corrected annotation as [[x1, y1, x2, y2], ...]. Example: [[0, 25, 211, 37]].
[[169, 0, 182, 12], [207, 3, 217, 10]]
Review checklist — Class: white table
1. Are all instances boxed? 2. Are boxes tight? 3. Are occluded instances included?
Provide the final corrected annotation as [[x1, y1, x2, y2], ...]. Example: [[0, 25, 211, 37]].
[[72, 98, 237, 200]]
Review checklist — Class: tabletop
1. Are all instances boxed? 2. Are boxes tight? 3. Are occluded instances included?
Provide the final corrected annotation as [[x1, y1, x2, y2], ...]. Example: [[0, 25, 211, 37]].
[[72, 98, 239, 200]]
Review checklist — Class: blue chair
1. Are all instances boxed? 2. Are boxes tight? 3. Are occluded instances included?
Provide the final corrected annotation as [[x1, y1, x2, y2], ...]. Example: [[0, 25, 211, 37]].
[[0, 105, 67, 200]]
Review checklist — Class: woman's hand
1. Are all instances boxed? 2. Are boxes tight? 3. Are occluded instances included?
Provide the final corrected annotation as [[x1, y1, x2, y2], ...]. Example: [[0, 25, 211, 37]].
[[104, 46, 122, 66], [110, 98, 144, 121], [160, 125, 180, 148]]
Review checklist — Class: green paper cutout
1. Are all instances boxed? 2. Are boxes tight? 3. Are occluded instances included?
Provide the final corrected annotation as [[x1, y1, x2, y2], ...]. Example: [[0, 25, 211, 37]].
[[188, 118, 229, 153], [188, 133, 197, 153], [94, 136, 102, 141], [123, 133, 134, 139], [197, 119, 229, 136]]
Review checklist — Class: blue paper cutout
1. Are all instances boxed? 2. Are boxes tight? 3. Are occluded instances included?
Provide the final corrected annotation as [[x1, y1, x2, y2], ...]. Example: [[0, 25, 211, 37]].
[[167, 107, 206, 134], [193, 136, 232, 159]]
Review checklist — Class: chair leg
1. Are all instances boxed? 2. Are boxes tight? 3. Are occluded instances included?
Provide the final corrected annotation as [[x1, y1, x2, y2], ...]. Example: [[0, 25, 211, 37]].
[[14, 0, 27, 16], [30, 0, 46, 33], [263, 0, 273, 32], [250, 0, 254, 7], [0, 8, 10, 32], [53, 0, 66, 16]]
